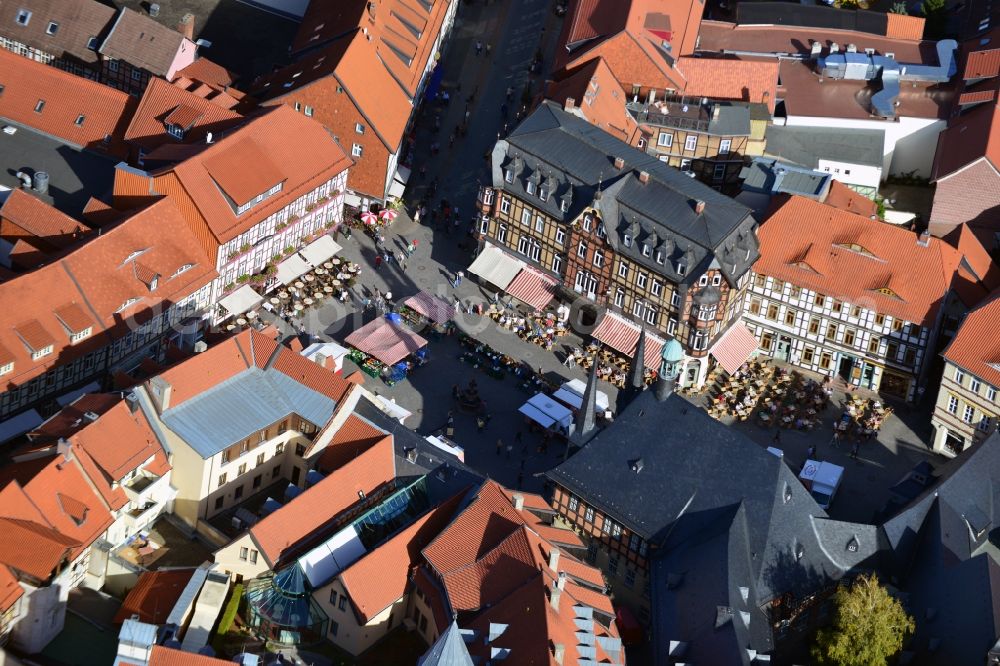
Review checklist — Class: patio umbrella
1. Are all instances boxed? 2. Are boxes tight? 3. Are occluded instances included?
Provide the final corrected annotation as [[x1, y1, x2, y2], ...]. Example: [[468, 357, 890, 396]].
[[378, 208, 398, 222], [360, 211, 379, 225]]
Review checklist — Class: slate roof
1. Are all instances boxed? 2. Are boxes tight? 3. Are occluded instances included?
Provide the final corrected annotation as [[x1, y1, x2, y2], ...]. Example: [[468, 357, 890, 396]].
[[418, 620, 474, 666], [764, 125, 886, 169], [548, 387, 881, 663], [496, 101, 758, 286], [740, 157, 832, 198]]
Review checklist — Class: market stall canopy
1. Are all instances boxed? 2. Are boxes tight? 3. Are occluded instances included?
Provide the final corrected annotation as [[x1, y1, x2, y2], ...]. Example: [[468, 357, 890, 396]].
[[519, 393, 574, 432], [345, 317, 429, 365], [591, 311, 665, 370], [710, 322, 759, 375], [467, 243, 524, 290], [403, 291, 455, 325], [277, 253, 311, 285], [506, 264, 559, 310], [219, 284, 264, 316], [554, 378, 610, 412], [300, 235, 342, 266]]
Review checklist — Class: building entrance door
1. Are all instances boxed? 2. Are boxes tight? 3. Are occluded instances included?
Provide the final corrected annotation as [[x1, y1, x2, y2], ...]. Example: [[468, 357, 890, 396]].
[[837, 355, 855, 382], [776, 335, 792, 361]]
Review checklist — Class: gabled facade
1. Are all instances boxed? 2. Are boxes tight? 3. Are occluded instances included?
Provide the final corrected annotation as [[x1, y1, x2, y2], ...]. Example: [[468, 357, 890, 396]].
[[0, 198, 215, 421], [112, 105, 352, 310], [932, 290, 1000, 455], [250, 0, 459, 205], [134, 329, 362, 534], [745, 195, 982, 401], [476, 102, 759, 387]]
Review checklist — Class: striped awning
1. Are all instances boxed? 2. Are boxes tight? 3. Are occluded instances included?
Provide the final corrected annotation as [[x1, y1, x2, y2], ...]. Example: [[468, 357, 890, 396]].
[[591, 311, 665, 370], [506, 265, 558, 310], [710, 323, 759, 375], [467, 243, 524, 290], [345, 317, 428, 365], [402, 291, 455, 325]]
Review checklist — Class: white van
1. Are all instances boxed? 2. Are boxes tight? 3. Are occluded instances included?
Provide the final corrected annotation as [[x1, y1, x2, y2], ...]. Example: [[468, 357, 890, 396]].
[[798, 460, 845, 510]]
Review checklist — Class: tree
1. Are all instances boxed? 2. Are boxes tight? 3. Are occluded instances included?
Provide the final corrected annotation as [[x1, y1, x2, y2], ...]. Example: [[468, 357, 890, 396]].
[[812, 574, 914, 666], [890, 1, 908, 14], [921, 0, 948, 39]]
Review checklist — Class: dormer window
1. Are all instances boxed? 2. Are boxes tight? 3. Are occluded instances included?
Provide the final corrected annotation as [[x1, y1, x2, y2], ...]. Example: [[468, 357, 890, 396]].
[[526, 181, 536, 195], [0, 362, 12, 376], [15, 9, 31, 26], [676, 261, 687, 276], [70, 328, 93, 344], [505, 169, 513, 183], [560, 199, 570, 213], [172, 263, 194, 277], [87, 36, 98, 50], [597, 222, 606, 238], [583, 214, 593, 232], [167, 124, 184, 139], [623, 234, 632, 247], [31, 345, 53, 360], [46, 21, 58, 35], [655, 250, 664, 264], [642, 244, 651, 257], [149, 275, 158, 292], [116, 298, 139, 313], [539, 187, 548, 201], [236, 182, 283, 216]]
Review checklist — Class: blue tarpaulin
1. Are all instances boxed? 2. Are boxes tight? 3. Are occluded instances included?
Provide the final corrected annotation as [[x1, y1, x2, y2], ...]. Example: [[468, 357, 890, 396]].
[[424, 64, 445, 101]]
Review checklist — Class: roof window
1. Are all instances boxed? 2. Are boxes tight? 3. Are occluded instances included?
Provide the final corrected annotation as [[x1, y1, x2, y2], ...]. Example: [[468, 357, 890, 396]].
[[34, 99, 44, 113], [15, 9, 30, 26], [46, 21, 58, 35], [75, 114, 85, 126], [87, 36, 98, 50]]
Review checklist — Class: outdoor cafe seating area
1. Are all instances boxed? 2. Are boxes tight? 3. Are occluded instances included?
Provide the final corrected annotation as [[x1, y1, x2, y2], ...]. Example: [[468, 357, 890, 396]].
[[705, 360, 832, 430], [835, 394, 894, 441], [577, 344, 657, 390], [264, 258, 362, 323], [487, 305, 569, 350]]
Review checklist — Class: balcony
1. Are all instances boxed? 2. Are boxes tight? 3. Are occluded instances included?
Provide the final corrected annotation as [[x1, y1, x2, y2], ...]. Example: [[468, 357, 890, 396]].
[[123, 501, 161, 533], [627, 100, 710, 133], [123, 469, 169, 504]]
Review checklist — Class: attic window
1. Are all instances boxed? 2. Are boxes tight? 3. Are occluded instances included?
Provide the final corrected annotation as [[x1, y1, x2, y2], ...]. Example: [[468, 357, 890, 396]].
[[655, 249, 664, 264], [116, 298, 139, 313], [167, 124, 184, 139], [794, 542, 804, 561], [623, 234, 632, 247], [505, 169, 513, 183], [526, 181, 536, 195], [783, 483, 792, 504], [34, 99, 45, 113], [539, 187, 548, 201], [642, 244, 651, 257], [46, 21, 58, 35], [172, 263, 194, 277], [676, 261, 687, 276], [561, 199, 570, 213], [630, 457, 644, 473], [15, 9, 30, 26], [87, 36, 98, 50], [876, 287, 903, 299], [846, 536, 859, 553], [75, 114, 85, 126]]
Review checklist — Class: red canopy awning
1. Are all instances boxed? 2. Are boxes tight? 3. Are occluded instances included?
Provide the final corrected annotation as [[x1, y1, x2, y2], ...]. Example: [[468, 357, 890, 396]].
[[505, 266, 558, 310], [710, 323, 759, 375], [591, 311, 665, 370], [402, 291, 455, 324], [344, 318, 428, 365]]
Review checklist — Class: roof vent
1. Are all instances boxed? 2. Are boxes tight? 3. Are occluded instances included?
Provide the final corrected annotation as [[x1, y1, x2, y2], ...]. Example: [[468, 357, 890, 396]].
[[847, 536, 859, 552], [630, 457, 644, 473], [405, 447, 418, 463], [357, 489, 365, 499], [564, 97, 576, 111], [512, 493, 525, 510], [638, 170, 650, 184], [193, 341, 208, 353], [694, 200, 706, 214], [917, 230, 931, 247], [613, 157, 625, 170], [83, 411, 100, 422]]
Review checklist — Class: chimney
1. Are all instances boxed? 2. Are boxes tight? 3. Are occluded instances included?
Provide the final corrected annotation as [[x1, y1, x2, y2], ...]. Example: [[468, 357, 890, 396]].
[[557, 571, 567, 590], [178, 13, 195, 41], [553, 643, 566, 664], [712, 105, 721, 121], [548, 548, 560, 572], [638, 170, 650, 184], [125, 391, 140, 414], [57, 438, 72, 463], [613, 157, 625, 170], [147, 376, 172, 413], [550, 582, 562, 611], [564, 97, 576, 111], [512, 493, 524, 511], [917, 230, 931, 247], [694, 200, 706, 215]]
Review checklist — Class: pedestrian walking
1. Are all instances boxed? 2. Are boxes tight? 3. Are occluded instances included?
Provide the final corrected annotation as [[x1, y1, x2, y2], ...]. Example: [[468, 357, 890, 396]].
[[453, 270, 464, 288], [486, 43, 492, 56], [406, 241, 416, 256], [850, 442, 860, 459], [449, 131, 456, 148], [505, 442, 513, 459], [831, 429, 841, 448], [806, 444, 816, 460], [477, 415, 487, 432], [515, 430, 525, 452], [475, 40, 483, 56], [496, 439, 503, 456], [564, 351, 576, 367], [772, 431, 781, 445], [413, 207, 421, 224], [506, 86, 513, 100], [397, 251, 406, 269], [374, 254, 382, 269]]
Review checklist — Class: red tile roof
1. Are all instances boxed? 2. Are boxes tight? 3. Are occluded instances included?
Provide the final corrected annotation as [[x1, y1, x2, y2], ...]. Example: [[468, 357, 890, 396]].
[[117, 105, 352, 245], [173, 57, 235, 90], [0, 516, 79, 581], [29, 393, 119, 441], [678, 56, 778, 112], [317, 414, 388, 473], [14, 319, 56, 352], [823, 180, 879, 218], [149, 646, 231, 666], [0, 566, 23, 612], [124, 77, 244, 153], [958, 90, 997, 105], [339, 490, 466, 623], [546, 58, 638, 142], [0, 49, 135, 157], [53, 303, 96, 334], [942, 289, 1000, 386], [756, 196, 965, 326], [953, 223, 1000, 292], [965, 48, 1000, 79], [0, 0, 115, 65], [0, 452, 114, 562], [0, 189, 90, 246], [99, 7, 191, 78], [203, 138, 286, 206], [114, 569, 194, 624], [423, 481, 605, 617], [557, 0, 702, 89], [885, 13, 926, 41], [250, 434, 396, 566]]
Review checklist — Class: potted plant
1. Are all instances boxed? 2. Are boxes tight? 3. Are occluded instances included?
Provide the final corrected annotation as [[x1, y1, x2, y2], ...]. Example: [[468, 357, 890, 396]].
[[305, 203, 316, 213], [223, 282, 235, 293], [275, 222, 287, 232], [227, 251, 240, 261], [235, 274, 250, 284], [283, 245, 295, 256], [264, 264, 277, 276], [239, 243, 251, 254], [288, 213, 300, 222], [271, 253, 282, 263]]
